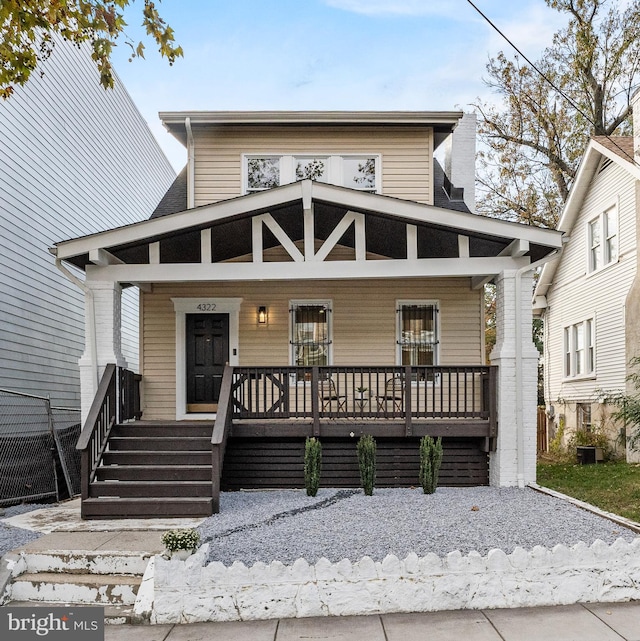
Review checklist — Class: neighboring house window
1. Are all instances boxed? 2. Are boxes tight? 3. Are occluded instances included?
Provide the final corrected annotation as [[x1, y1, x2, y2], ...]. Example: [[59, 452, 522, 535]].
[[244, 155, 379, 193], [563, 319, 594, 378], [577, 402, 592, 432], [396, 302, 439, 366], [290, 301, 332, 366], [588, 206, 618, 272]]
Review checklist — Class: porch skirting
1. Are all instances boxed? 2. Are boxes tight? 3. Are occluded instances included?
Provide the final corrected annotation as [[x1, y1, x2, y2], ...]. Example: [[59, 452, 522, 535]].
[[142, 538, 640, 623]]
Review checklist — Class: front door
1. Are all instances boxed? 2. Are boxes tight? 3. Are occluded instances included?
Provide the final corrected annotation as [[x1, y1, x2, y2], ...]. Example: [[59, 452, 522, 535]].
[[186, 314, 229, 413]]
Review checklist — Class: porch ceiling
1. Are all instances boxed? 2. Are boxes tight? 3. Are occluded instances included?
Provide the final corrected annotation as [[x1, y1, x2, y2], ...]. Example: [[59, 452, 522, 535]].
[[52, 180, 563, 278]]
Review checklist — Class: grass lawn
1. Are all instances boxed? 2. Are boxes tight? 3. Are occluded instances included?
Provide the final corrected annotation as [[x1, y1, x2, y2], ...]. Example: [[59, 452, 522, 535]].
[[537, 460, 640, 522]]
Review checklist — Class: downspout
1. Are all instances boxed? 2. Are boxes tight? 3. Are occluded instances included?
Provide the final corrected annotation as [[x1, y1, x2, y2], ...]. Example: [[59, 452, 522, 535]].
[[185, 117, 195, 209], [54, 257, 99, 392], [514, 248, 562, 487]]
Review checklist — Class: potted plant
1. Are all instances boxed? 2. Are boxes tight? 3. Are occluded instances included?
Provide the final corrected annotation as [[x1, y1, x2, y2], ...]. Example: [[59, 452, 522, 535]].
[[161, 528, 200, 560], [355, 386, 369, 400]]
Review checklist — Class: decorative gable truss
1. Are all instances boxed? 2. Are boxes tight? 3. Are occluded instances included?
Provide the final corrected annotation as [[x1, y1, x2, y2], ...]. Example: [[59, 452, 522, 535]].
[[54, 180, 562, 286]]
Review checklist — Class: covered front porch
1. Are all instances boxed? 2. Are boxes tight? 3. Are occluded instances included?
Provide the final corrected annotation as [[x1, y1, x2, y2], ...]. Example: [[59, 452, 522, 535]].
[[54, 180, 563, 517]]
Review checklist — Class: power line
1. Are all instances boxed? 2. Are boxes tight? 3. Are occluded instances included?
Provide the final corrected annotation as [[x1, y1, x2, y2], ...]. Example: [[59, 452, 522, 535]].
[[466, 0, 638, 168]]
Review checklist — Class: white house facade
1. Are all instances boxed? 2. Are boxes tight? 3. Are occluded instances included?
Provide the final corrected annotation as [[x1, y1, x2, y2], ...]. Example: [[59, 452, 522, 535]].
[[0, 37, 176, 407], [534, 92, 640, 460]]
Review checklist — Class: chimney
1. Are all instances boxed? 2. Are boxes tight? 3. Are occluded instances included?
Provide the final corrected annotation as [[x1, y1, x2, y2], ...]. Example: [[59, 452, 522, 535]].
[[633, 88, 640, 160]]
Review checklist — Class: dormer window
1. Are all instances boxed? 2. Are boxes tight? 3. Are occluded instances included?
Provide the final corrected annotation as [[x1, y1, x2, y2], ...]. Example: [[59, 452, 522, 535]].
[[243, 155, 379, 194]]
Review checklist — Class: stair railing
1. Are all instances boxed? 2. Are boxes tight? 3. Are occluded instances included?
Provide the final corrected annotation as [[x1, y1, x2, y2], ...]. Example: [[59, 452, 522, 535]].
[[76, 364, 141, 512], [211, 364, 234, 513]]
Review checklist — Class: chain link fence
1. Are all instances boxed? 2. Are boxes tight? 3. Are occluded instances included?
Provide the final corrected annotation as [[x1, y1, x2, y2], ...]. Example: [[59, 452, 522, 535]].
[[0, 389, 81, 506]]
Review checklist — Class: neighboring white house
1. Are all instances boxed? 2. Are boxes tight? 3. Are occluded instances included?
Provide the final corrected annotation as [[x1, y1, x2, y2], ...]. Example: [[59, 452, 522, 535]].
[[0, 37, 176, 407], [534, 91, 640, 460]]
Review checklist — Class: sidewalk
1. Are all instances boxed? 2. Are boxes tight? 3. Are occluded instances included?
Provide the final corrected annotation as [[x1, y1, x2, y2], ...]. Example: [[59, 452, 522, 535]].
[[102, 603, 640, 641]]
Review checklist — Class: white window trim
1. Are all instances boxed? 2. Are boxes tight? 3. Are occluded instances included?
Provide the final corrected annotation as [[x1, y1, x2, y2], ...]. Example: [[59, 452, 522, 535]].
[[289, 299, 333, 369], [586, 200, 619, 276], [562, 316, 596, 381], [172, 297, 243, 420], [395, 300, 440, 375], [242, 154, 381, 194]]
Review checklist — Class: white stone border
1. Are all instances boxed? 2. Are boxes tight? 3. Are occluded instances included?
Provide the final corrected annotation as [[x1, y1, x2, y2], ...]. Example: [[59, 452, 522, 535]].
[[145, 538, 640, 624]]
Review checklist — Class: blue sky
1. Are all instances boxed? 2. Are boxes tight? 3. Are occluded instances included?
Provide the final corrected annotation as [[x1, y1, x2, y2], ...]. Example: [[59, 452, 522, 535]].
[[110, 0, 568, 171]]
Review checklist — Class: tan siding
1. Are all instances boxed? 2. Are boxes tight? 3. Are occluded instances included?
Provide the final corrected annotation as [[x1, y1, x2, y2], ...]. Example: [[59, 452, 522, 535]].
[[192, 125, 432, 206], [141, 278, 482, 419]]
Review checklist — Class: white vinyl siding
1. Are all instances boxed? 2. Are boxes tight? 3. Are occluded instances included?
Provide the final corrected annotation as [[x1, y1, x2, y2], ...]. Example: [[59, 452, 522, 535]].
[[141, 278, 482, 420], [0, 37, 175, 406], [543, 162, 635, 407]]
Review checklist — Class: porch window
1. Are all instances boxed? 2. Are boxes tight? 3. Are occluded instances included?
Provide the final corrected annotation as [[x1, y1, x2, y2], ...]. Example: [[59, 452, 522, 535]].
[[588, 206, 618, 272], [290, 301, 332, 367], [396, 302, 439, 367], [563, 318, 595, 378], [244, 155, 379, 193]]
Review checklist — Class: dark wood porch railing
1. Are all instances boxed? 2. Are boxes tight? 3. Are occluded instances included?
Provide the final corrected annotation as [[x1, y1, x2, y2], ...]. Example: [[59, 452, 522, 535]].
[[76, 364, 141, 515], [211, 364, 235, 513], [228, 365, 497, 436]]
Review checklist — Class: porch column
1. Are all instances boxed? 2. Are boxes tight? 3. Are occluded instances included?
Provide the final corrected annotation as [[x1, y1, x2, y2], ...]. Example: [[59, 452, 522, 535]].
[[489, 269, 539, 487], [78, 281, 128, 423]]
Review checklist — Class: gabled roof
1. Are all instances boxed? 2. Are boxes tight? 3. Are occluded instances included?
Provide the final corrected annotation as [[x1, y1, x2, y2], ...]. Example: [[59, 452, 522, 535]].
[[534, 136, 638, 313], [151, 159, 472, 219], [53, 180, 562, 278]]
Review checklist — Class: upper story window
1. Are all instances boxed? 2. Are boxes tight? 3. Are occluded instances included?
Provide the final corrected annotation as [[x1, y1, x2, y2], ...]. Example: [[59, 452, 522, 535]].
[[588, 206, 618, 272], [244, 155, 379, 194], [396, 301, 439, 367], [563, 318, 594, 378]]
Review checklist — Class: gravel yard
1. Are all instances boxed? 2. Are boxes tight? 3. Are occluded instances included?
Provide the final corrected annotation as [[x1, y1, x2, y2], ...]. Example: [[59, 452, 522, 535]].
[[198, 486, 639, 566], [1, 487, 637, 568]]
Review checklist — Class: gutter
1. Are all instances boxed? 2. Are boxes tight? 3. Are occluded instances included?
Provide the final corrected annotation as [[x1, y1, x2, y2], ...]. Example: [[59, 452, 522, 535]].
[[185, 117, 194, 209], [514, 248, 562, 488], [54, 257, 99, 393]]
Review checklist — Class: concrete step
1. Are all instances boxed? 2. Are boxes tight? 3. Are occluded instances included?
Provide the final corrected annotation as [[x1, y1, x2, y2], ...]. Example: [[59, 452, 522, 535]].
[[4, 600, 142, 625], [10, 572, 141, 605], [21, 550, 151, 576]]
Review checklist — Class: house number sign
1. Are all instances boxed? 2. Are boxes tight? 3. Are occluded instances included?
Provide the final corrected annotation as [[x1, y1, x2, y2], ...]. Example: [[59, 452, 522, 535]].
[[196, 303, 217, 311]]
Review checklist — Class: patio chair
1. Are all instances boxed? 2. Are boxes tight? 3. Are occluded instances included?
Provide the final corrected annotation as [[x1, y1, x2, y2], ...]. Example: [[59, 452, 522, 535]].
[[318, 377, 347, 412], [376, 375, 405, 412]]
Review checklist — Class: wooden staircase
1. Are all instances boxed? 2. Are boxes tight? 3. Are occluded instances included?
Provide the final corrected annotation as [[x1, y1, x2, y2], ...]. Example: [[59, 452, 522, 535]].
[[81, 422, 214, 519]]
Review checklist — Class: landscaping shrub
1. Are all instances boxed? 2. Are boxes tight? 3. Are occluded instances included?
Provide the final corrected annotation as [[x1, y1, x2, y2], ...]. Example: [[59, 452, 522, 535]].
[[419, 435, 443, 494], [357, 434, 376, 495], [304, 437, 322, 497]]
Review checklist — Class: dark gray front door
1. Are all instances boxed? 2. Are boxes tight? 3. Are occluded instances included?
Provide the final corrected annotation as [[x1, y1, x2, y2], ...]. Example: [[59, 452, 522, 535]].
[[186, 314, 229, 412]]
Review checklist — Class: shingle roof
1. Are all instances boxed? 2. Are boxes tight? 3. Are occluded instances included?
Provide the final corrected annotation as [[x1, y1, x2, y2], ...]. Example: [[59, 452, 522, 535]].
[[592, 136, 634, 163], [150, 166, 187, 218]]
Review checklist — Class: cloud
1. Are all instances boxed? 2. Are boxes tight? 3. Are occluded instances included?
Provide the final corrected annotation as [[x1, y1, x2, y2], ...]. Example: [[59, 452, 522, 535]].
[[323, 0, 458, 18]]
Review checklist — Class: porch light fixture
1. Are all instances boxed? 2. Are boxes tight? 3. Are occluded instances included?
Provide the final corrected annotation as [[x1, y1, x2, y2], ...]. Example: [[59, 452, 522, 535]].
[[257, 306, 268, 325]]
